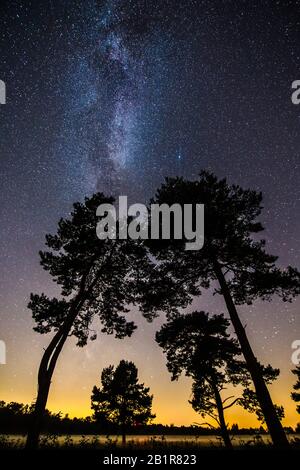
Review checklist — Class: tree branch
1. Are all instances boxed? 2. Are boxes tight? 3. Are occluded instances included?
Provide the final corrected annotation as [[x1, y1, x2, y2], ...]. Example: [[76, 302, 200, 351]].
[[223, 398, 240, 410]]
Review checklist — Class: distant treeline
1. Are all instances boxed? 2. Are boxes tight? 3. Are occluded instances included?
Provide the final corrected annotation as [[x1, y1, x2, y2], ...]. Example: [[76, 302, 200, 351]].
[[0, 401, 297, 436]]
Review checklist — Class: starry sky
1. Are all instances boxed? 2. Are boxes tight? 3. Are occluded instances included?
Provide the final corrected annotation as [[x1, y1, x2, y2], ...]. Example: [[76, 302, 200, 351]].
[[0, 0, 299, 428]]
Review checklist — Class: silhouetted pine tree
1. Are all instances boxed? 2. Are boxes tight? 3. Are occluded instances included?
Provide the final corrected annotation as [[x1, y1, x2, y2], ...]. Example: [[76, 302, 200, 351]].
[[156, 311, 246, 449], [26, 193, 151, 449], [141, 171, 300, 448], [91, 360, 155, 444]]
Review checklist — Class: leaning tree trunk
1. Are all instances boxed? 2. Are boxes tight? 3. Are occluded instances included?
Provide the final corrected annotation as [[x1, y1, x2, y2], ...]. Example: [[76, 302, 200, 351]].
[[25, 289, 86, 450], [213, 260, 289, 449], [25, 268, 92, 450], [25, 321, 73, 449], [25, 372, 51, 450], [211, 382, 233, 450]]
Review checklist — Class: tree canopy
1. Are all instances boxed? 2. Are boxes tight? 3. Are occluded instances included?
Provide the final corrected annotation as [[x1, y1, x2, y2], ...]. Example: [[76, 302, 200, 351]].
[[29, 193, 152, 346], [91, 360, 155, 443], [141, 171, 299, 317]]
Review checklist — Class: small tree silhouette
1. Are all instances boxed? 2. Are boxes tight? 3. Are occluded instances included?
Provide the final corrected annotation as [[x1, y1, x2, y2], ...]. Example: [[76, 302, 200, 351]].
[[291, 365, 300, 414], [26, 193, 152, 449], [142, 171, 300, 448], [91, 360, 155, 444], [156, 311, 247, 449]]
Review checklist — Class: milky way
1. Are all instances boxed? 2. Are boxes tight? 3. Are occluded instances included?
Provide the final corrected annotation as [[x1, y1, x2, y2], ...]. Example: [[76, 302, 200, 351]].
[[55, 0, 169, 196]]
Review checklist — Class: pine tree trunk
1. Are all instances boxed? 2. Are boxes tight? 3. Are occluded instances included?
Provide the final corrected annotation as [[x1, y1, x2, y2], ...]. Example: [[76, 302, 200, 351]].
[[25, 304, 80, 449], [211, 382, 233, 450], [25, 327, 69, 449], [122, 424, 126, 445], [213, 260, 289, 449], [25, 372, 51, 449], [26, 261, 93, 449]]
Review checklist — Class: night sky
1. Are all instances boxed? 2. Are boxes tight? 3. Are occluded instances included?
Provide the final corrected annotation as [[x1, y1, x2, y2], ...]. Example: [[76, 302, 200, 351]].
[[0, 0, 299, 427]]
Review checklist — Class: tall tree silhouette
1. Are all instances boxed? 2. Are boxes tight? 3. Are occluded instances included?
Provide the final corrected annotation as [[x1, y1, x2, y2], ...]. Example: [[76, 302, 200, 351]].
[[156, 311, 248, 449], [142, 171, 300, 448], [26, 193, 151, 449], [91, 360, 155, 444], [291, 365, 300, 414]]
